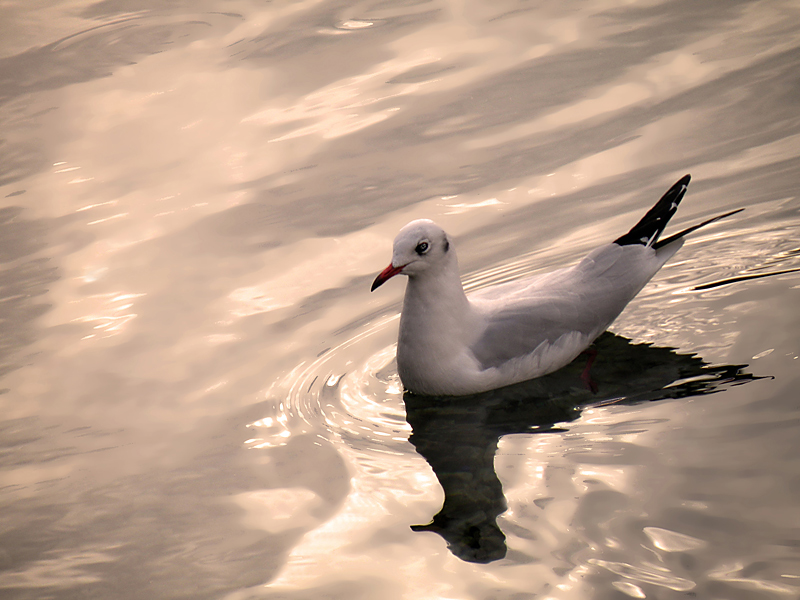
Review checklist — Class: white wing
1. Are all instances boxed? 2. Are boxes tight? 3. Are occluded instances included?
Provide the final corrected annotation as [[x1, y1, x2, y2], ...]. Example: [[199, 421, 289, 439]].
[[467, 242, 680, 369]]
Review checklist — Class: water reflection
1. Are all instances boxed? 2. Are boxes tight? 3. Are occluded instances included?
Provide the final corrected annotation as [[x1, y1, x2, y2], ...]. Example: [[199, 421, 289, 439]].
[[405, 332, 760, 563]]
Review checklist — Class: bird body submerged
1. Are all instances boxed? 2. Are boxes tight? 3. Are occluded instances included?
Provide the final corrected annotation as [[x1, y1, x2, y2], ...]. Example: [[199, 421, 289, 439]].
[[372, 175, 741, 396]]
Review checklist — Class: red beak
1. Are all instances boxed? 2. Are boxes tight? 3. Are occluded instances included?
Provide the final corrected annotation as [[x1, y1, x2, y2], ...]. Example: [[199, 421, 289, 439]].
[[371, 263, 405, 291]]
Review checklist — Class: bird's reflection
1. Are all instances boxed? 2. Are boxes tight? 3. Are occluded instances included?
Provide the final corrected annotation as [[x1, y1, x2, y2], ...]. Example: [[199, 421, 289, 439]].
[[403, 332, 762, 564]]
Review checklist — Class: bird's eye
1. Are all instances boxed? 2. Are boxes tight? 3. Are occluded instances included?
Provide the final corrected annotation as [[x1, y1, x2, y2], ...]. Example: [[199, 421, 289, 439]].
[[415, 241, 430, 255]]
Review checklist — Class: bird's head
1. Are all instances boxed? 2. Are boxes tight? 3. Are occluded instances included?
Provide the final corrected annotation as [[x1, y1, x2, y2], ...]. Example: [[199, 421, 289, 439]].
[[371, 219, 452, 291]]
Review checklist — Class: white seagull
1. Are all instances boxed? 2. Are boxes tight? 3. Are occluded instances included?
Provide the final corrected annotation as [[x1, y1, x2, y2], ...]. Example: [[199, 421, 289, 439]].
[[371, 175, 742, 396]]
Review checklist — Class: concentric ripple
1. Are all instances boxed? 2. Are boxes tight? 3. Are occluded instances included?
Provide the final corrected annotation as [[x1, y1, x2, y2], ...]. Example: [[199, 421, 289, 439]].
[[247, 314, 410, 455]]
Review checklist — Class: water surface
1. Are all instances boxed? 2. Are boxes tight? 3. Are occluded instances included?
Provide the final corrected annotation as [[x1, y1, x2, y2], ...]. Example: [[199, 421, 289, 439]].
[[1, 1, 799, 599]]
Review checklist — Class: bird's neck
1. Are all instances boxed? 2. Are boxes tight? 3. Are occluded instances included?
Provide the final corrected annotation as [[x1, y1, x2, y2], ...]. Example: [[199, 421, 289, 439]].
[[399, 259, 473, 344]]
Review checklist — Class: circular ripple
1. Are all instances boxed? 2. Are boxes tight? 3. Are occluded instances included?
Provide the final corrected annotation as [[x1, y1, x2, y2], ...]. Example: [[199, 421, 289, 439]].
[[247, 315, 409, 453]]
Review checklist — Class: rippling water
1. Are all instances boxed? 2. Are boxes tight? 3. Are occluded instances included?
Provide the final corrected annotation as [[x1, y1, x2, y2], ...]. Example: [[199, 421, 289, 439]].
[[1, 1, 799, 598]]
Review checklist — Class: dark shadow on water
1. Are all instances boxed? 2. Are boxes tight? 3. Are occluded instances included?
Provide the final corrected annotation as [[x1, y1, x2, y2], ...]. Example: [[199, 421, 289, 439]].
[[403, 332, 765, 564]]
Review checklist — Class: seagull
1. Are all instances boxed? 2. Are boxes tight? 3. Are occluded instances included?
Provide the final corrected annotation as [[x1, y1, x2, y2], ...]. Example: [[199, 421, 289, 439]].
[[371, 175, 742, 396]]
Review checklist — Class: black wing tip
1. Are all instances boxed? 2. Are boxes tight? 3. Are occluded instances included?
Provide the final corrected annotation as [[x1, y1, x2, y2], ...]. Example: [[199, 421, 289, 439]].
[[613, 174, 692, 247]]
